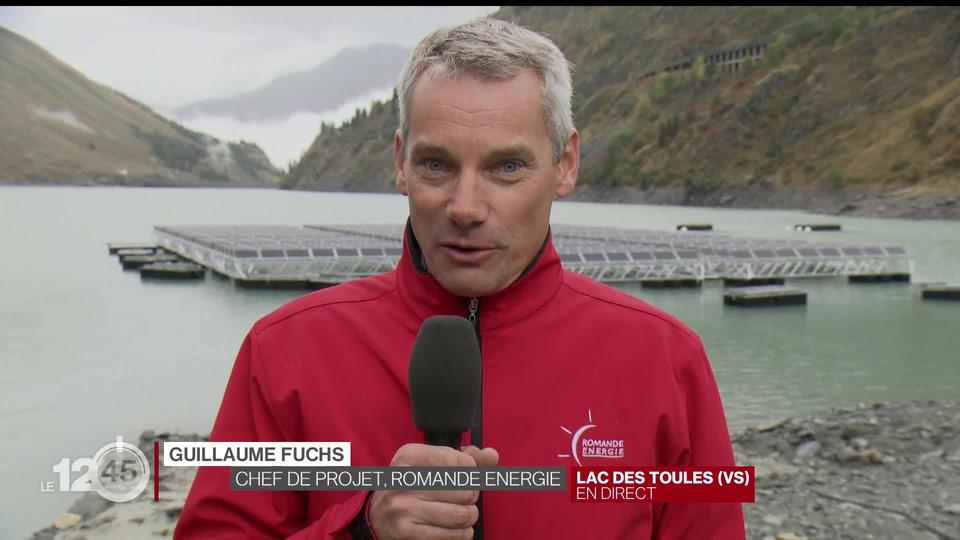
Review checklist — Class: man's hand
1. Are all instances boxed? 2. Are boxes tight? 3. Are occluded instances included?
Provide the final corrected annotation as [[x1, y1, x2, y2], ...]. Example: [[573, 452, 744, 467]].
[[368, 443, 499, 540]]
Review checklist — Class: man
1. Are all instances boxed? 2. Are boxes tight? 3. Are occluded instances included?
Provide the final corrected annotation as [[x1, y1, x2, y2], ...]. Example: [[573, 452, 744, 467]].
[[175, 17, 744, 539]]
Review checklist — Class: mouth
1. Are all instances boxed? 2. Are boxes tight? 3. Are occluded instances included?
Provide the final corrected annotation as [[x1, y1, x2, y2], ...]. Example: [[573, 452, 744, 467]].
[[439, 243, 498, 264]]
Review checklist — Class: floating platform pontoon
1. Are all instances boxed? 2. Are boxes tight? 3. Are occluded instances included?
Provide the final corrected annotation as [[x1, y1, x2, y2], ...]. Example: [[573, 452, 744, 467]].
[[115, 248, 156, 257], [724, 277, 786, 287], [108, 242, 158, 254], [795, 224, 842, 232], [920, 283, 960, 301], [140, 262, 205, 279], [120, 253, 181, 270], [724, 286, 807, 307], [849, 274, 911, 283]]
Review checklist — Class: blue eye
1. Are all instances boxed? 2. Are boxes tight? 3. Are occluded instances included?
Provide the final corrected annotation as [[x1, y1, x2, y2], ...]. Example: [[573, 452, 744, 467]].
[[427, 160, 444, 172], [499, 160, 523, 174]]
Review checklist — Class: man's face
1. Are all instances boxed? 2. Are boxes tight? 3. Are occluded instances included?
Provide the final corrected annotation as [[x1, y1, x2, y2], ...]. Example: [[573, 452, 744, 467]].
[[395, 67, 579, 298]]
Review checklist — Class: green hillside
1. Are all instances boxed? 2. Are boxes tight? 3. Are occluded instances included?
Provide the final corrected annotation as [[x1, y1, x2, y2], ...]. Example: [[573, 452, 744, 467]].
[[285, 6, 960, 218], [0, 26, 278, 187]]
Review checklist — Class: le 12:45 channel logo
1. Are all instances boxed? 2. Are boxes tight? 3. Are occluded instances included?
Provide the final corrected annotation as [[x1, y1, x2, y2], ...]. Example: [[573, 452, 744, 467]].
[[41, 436, 151, 502]]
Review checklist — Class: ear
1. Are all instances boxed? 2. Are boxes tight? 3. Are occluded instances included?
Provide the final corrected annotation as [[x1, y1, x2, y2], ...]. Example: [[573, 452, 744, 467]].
[[394, 129, 408, 196], [555, 129, 579, 198]]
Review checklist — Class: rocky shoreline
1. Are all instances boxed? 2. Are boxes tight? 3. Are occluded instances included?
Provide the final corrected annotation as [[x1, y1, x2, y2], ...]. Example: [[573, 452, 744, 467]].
[[737, 401, 960, 540], [30, 400, 960, 540], [6, 180, 959, 220], [568, 183, 960, 221]]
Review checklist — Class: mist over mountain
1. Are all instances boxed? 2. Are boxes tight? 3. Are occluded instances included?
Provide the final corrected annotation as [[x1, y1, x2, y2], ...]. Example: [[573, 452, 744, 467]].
[[0, 26, 278, 187], [173, 43, 409, 122]]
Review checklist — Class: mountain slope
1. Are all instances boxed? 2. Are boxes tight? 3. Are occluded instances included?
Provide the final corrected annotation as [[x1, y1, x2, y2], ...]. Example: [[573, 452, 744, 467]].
[[173, 43, 409, 122], [283, 6, 960, 218], [0, 26, 278, 187]]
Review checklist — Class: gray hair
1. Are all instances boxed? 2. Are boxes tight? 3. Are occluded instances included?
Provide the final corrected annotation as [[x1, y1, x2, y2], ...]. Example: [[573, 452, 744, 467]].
[[397, 17, 574, 164]]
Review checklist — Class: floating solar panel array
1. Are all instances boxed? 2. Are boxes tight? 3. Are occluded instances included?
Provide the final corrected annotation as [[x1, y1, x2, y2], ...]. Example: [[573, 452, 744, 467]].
[[155, 225, 402, 284], [154, 224, 912, 285], [550, 225, 912, 281], [551, 225, 706, 282]]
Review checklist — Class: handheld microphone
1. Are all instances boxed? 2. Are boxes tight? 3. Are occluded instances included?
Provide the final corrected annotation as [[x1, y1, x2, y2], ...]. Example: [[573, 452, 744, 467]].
[[408, 315, 481, 450]]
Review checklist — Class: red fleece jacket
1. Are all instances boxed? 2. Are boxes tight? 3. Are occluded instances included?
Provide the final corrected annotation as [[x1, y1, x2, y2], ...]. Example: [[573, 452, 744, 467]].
[[174, 229, 745, 539]]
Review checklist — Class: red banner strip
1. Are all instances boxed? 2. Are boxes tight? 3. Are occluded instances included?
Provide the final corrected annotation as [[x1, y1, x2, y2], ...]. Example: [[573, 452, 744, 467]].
[[154, 440, 159, 502]]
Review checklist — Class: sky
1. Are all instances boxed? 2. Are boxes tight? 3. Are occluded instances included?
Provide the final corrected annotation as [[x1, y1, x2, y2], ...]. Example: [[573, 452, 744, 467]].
[[0, 6, 498, 167]]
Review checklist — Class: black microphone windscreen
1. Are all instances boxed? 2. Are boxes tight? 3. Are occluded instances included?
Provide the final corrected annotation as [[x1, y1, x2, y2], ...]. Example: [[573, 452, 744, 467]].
[[408, 315, 481, 435]]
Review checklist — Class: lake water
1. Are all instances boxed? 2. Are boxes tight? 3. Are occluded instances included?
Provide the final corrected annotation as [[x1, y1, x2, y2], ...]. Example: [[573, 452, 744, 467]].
[[1, 185, 958, 538]]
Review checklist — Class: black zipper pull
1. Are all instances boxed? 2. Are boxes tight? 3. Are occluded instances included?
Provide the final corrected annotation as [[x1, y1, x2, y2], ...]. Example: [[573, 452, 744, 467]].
[[467, 297, 479, 326], [466, 295, 483, 540]]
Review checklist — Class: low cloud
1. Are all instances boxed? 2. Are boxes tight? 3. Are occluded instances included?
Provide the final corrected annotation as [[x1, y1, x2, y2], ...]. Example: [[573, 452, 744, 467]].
[[170, 84, 397, 169], [0, 7, 496, 109]]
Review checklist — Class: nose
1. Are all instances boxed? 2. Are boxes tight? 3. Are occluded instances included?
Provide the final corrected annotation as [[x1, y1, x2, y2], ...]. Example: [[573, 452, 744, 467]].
[[445, 170, 488, 228]]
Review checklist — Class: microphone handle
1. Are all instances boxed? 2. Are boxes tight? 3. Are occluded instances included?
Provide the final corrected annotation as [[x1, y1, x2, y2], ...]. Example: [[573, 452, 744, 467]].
[[422, 430, 480, 540], [423, 431, 461, 450]]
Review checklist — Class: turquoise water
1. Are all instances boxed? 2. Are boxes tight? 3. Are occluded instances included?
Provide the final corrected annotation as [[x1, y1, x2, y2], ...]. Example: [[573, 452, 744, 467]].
[[1, 186, 958, 538]]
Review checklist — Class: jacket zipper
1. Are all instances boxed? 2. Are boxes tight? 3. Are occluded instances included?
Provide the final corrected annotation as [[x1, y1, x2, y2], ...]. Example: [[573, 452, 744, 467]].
[[467, 297, 480, 330], [466, 296, 482, 446], [467, 297, 483, 540]]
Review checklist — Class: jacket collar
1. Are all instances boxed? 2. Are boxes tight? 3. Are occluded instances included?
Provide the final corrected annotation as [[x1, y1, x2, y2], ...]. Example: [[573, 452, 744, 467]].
[[395, 221, 563, 332]]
